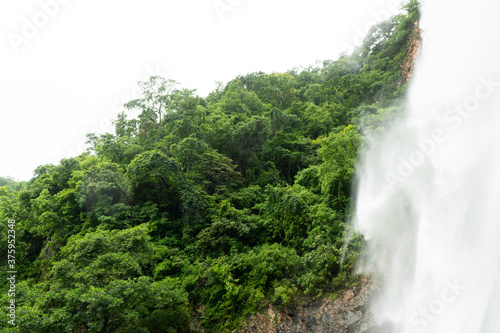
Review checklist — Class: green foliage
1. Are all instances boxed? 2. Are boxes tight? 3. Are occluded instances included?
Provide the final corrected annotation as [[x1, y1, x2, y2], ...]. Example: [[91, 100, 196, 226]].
[[0, 3, 421, 331], [126, 150, 181, 213], [0, 177, 23, 193], [1, 277, 190, 333], [261, 131, 316, 182], [318, 125, 361, 210]]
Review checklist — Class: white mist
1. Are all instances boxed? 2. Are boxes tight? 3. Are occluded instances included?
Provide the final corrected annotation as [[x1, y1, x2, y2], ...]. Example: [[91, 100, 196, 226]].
[[354, 1, 500, 332]]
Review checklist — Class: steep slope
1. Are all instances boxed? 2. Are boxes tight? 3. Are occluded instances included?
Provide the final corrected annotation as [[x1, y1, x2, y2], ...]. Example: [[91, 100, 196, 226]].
[[240, 277, 378, 333]]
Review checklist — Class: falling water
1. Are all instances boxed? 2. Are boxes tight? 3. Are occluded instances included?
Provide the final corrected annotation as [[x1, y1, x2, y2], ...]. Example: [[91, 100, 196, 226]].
[[354, 0, 500, 332]]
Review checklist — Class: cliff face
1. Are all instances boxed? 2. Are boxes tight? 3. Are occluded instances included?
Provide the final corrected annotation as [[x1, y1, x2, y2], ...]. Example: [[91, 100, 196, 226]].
[[239, 277, 379, 333], [401, 20, 422, 84]]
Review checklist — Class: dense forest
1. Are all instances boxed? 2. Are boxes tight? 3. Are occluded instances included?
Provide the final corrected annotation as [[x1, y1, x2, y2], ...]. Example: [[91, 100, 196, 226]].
[[1, 1, 419, 332]]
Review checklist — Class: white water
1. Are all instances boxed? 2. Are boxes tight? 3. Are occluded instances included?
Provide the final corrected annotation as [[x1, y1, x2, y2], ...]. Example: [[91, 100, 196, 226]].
[[354, 1, 500, 332]]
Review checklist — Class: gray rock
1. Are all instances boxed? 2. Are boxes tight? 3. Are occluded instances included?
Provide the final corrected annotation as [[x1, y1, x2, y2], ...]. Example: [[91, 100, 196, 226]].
[[239, 276, 379, 333]]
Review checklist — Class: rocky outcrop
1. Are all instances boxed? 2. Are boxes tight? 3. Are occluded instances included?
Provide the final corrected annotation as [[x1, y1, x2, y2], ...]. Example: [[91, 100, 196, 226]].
[[401, 20, 422, 84], [239, 276, 379, 333]]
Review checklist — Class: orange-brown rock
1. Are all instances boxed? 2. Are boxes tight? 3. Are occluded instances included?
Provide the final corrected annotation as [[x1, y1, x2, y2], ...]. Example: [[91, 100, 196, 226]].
[[401, 20, 422, 84]]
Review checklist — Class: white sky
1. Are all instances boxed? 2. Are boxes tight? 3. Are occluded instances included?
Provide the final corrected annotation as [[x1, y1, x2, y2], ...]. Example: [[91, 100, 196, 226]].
[[1, 0, 403, 181]]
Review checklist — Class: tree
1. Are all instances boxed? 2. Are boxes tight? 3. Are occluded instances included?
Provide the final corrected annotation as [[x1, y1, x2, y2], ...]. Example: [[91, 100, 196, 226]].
[[6, 225, 191, 333], [125, 151, 181, 213], [77, 161, 131, 225], [231, 116, 271, 179], [318, 125, 361, 210], [261, 131, 316, 182], [125, 76, 180, 145]]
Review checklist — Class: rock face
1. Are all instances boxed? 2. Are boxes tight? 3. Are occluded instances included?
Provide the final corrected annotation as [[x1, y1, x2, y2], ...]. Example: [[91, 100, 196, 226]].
[[401, 20, 422, 84], [239, 277, 379, 333]]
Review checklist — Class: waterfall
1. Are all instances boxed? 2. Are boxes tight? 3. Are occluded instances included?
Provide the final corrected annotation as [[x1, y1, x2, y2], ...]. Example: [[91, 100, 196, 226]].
[[354, 1, 500, 332]]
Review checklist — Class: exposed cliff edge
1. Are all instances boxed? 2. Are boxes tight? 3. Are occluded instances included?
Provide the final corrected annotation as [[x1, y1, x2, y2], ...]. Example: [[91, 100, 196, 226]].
[[239, 277, 379, 333], [401, 20, 422, 84]]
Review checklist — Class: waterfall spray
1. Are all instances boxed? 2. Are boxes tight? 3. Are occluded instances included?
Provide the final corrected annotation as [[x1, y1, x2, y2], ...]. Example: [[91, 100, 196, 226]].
[[355, 0, 500, 332]]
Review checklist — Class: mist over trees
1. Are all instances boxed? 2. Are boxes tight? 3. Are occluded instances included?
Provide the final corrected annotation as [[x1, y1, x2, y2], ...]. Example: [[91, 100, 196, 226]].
[[0, 1, 420, 332]]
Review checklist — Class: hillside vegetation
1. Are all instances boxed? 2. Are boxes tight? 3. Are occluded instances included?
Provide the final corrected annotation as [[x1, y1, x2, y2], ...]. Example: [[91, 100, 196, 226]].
[[0, 2, 419, 332]]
